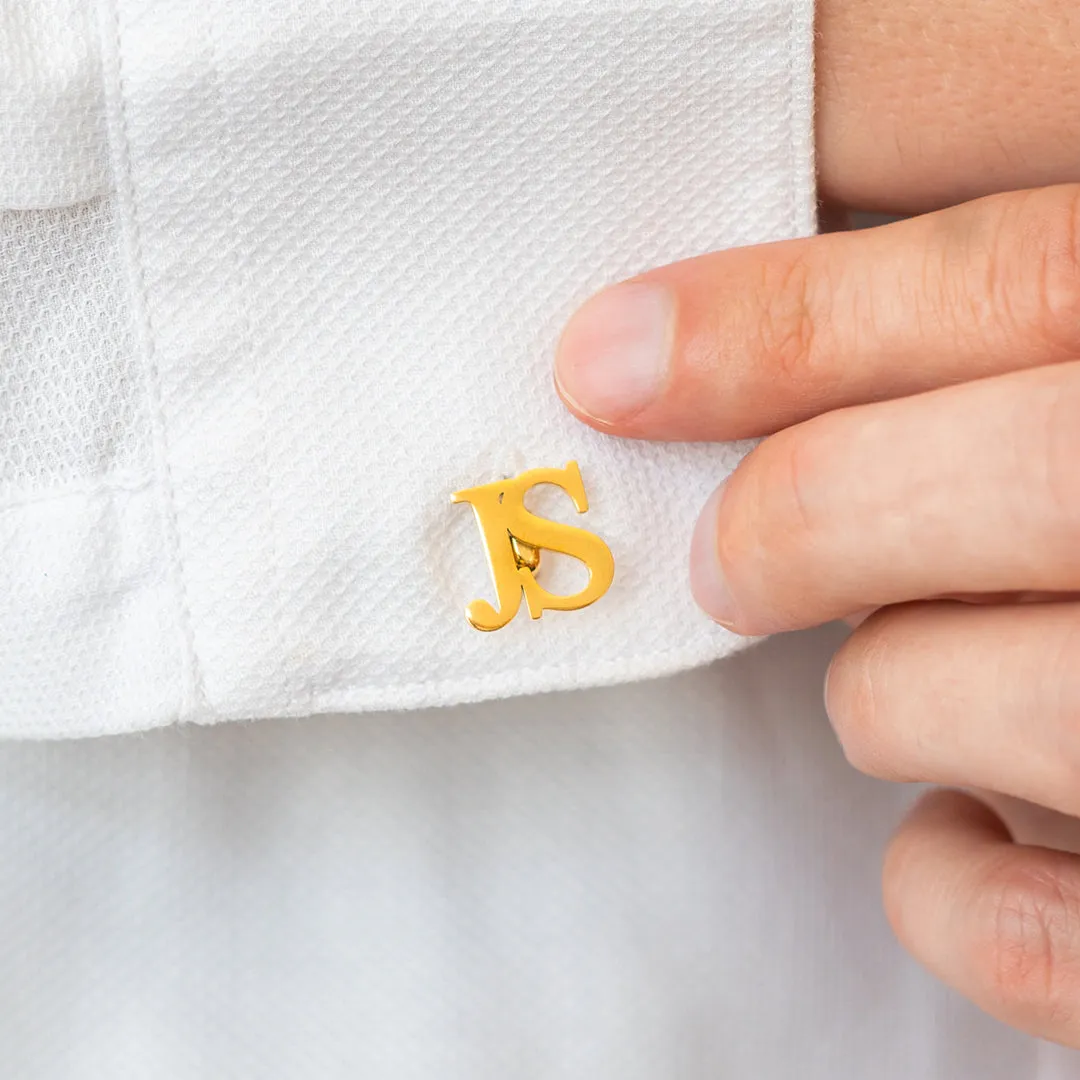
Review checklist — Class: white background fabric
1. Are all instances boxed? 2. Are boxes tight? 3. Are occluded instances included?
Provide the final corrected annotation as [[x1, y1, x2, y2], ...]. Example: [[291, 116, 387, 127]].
[[3, 627, 1078, 1079]]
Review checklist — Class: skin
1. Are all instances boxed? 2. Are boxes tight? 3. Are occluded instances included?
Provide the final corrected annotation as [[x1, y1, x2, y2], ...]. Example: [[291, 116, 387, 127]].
[[552, 0, 1080, 1047]]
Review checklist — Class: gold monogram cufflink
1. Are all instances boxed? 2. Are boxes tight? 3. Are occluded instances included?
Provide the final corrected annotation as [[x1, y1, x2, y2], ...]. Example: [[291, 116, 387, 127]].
[[451, 461, 615, 632]]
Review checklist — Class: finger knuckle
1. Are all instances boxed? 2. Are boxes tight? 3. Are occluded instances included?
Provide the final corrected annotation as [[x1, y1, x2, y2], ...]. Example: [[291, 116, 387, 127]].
[[754, 254, 825, 384], [940, 187, 1080, 364], [974, 859, 1080, 1022], [1015, 184, 1080, 355]]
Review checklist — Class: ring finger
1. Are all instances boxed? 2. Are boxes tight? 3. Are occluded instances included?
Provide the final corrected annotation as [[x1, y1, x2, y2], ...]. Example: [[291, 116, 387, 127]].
[[825, 600, 1080, 818]]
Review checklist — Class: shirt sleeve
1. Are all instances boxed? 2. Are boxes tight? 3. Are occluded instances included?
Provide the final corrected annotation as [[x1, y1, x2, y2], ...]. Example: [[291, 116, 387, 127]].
[[1, 0, 816, 737]]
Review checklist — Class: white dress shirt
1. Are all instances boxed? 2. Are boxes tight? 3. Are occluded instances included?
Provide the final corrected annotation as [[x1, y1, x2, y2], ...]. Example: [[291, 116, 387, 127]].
[[3, 0, 1079, 1074]]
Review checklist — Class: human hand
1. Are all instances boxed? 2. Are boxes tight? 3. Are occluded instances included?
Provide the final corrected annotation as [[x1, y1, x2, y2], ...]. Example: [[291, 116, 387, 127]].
[[552, 0, 1080, 1046]]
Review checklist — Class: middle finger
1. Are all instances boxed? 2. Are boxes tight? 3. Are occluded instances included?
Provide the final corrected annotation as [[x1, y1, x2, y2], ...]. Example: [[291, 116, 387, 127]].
[[690, 361, 1080, 634]]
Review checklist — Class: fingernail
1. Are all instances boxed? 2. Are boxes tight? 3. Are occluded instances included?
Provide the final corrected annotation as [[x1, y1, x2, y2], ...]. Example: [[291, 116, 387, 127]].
[[690, 481, 741, 630], [554, 282, 673, 424]]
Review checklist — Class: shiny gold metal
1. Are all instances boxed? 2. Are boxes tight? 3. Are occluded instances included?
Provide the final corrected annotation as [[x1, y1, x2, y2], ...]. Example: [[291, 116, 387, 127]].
[[451, 461, 615, 632], [510, 535, 541, 573]]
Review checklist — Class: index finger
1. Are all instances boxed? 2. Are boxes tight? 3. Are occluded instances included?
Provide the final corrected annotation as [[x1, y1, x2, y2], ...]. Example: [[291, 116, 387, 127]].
[[553, 185, 1080, 441]]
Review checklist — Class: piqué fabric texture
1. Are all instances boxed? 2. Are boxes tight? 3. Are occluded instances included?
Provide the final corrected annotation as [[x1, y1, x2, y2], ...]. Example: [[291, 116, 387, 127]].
[[2, 0, 815, 737], [0, 0, 110, 208]]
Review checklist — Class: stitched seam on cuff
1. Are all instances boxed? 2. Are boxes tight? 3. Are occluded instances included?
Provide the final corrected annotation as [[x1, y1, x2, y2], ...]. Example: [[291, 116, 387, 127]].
[[97, 0, 207, 724]]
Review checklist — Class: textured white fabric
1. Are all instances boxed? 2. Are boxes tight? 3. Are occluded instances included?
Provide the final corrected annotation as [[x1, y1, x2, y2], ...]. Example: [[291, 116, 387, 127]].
[[0, 200, 146, 498], [2, 0, 815, 737], [0, 0, 110, 208], [6, 3, 1080, 1075], [0, 198, 182, 732], [3, 627, 1079, 1079]]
